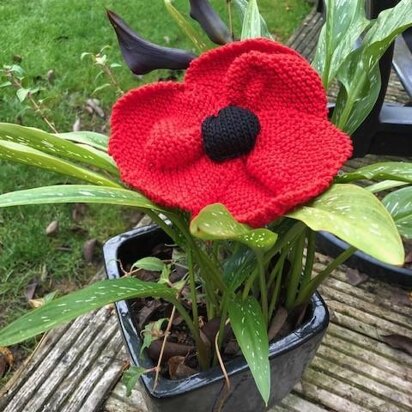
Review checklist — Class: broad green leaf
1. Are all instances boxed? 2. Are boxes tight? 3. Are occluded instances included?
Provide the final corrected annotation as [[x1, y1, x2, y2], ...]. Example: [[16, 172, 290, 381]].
[[313, 0, 369, 88], [234, 0, 272, 39], [336, 162, 412, 184], [0, 277, 176, 346], [190, 204, 277, 252], [0, 140, 120, 188], [132, 257, 165, 272], [333, 60, 381, 134], [122, 366, 148, 396], [0, 185, 164, 212], [164, 0, 207, 52], [362, 0, 412, 69], [0, 81, 12, 88], [223, 246, 256, 290], [333, 0, 412, 133], [287, 184, 404, 265], [57, 131, 109, 151], [383, 186, 412, 239], [240, 0, 262, 40], [0, 123, 117, 174], [228, 296, 270, 405]]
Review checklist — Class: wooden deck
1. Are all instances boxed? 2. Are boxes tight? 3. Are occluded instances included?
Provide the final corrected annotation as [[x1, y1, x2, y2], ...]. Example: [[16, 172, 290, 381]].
[[1, 7, 411, 412]]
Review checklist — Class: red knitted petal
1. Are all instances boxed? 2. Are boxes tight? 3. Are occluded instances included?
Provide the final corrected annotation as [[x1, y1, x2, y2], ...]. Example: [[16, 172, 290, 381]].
[[226, 51, 327, 117], [110, 82, 186, 182], [209, 172, 284, 227], [185, 38, 298, 92], [126, 157, 244, 215], [110, 81, 241, 213], [244, 110, 352, 222], [145, 121, 202, 170]]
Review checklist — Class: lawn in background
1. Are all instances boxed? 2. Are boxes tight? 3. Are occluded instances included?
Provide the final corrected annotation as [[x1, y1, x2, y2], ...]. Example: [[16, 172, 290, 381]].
[[0, 0, 311, 379]]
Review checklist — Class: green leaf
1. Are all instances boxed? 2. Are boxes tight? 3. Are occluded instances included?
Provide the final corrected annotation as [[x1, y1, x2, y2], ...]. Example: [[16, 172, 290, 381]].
[[383, 186, 412, 239], [164, 0, 207, 52], [16, 88, 29, 102], [336, 162, 412, 184], [228, 296, 270, 405], [56, 131, 108, 150], [313, 0, 369, 88], [0, 185, 164, 212], [140, 318, 167, 355], [240, 0, 262, 40], [0, 123, 117, 174], [362, 0, 412, 65], [92, 83, 111, 95], [122, 366, 148, 396], [0, 277, 176, 346], [367, 180, 409, 194], [0, 140, 120, 188], [0, 81, 12, 88], [190, 204, 277, 252], [132, 257, 165, 272], [332, 0, 412, 133], [234, 0, 272, 39], [333, 58, 381, 134], [287, 184, 404, 265], [223, 246, 256, 290]]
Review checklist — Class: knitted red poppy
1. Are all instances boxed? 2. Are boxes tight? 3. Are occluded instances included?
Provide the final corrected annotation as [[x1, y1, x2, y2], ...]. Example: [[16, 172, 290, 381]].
[[110, 39, 352, 227]]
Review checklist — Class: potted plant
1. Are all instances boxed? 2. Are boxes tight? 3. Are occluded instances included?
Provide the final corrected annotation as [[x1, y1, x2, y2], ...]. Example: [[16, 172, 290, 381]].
[[314, 0, 412, 286], [0, 0, 411, 410]]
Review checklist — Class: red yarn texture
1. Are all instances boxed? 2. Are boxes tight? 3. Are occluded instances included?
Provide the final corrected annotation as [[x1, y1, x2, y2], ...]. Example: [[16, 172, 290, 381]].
[[110, 39, 352, 227]]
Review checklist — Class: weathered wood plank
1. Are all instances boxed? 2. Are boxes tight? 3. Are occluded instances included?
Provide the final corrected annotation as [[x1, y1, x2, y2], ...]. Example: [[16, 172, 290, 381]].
[[322, 333, 412, 381], [272, 392, 328, 412]]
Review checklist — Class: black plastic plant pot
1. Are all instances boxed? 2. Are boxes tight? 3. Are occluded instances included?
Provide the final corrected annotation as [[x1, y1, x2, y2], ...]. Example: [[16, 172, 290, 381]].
[[103, 225, 329, 411], [316, 231, 412, 287]]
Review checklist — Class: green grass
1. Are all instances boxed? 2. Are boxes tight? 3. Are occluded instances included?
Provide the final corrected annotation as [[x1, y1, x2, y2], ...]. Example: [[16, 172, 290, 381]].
[[0, 0, 311, 380]]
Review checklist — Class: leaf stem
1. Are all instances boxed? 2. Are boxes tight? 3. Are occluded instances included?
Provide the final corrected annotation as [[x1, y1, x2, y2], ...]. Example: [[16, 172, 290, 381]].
[[285, 231, 306, 310], [295, 246, 357, 307]]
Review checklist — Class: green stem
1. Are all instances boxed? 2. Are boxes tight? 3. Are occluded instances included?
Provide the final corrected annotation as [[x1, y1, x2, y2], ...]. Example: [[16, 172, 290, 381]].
[[285, 231, 306, 310], [187, 250, 199, 339], [172, 215, 226, 293], [242, 267, 259, 300], [268, 260, 283, 321], [295, 246, 357, 307], [303, 228, 316, 285], [173, 299, 210, 369], [265, 222, 306, 260], [257, 254, 268, 327], [213, 293, 230, 366]]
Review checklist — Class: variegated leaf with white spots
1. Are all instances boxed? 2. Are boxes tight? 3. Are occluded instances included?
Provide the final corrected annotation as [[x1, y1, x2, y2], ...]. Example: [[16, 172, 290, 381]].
[[190, 204, 277, 252], [0, 140, 120, 187], [0, 123, 118, 174], [0, 278, 176, 346], [228, 296, 270, 405], [0, 184, 164, 212]]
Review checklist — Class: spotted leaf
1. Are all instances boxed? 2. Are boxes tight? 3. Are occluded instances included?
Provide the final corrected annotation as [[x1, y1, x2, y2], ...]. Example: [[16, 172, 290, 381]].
[[228, 296, 270, 405], [0, 278, 176, 346], [190, 203, 277, 252]]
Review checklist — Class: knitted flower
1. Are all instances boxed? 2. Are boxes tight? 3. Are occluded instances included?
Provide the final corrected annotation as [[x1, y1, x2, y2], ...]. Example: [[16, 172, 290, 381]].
[[110, 39, 352, 227]]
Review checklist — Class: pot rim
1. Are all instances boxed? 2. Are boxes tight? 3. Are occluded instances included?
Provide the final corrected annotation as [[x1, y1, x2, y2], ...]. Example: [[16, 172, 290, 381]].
[[316, 231, 412, 287], [104, 225, 329, 399]]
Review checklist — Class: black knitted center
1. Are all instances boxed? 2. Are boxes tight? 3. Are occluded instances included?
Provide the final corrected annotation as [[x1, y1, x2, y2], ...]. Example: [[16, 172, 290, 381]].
[[201, 105, 260, 162]]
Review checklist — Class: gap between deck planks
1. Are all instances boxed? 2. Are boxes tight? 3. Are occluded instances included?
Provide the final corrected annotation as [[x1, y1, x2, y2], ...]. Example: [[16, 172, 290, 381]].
[[1, 6, 411, 412]]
